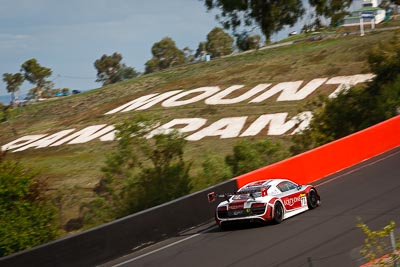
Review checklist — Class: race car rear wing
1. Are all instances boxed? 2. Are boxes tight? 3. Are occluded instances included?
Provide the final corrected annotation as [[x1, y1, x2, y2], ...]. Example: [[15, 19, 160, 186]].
[[207, 188, 267, 203]]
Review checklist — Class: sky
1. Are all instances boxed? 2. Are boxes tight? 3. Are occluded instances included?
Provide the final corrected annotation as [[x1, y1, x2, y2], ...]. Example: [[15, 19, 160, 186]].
[[0, 1, 364, 103]]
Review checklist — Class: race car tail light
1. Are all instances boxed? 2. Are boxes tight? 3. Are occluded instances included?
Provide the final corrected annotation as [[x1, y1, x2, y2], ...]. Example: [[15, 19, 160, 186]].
[[261, 188, 267, 197], [217, 206, 228, 218]]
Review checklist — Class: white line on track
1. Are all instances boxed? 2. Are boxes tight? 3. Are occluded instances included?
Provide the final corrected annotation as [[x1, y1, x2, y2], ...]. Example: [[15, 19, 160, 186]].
[[111, 225, 218, 267]]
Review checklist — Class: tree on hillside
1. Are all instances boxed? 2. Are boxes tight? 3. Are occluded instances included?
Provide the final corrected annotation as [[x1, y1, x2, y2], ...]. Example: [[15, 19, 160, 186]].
[[195, 41, 208, 61], [309, 0, 352, 27], [0, 154, 59, 256], [226, 139, 290, 176], [203, 0, 304, 43], [236, 32, 262, 51], [193, 152, 232, 190], [290, 35, 400, 154], [144, 37, 186, 74], [2, 72, 24, 104], [206, 27, 234, 58], [20, 59, 52, 100], [94, 52, 139, 86], [82, 115, 192, 226]]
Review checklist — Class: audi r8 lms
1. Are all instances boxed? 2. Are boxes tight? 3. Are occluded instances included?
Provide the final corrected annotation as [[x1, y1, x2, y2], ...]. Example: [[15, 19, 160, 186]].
[[208, 179, 320, 228]]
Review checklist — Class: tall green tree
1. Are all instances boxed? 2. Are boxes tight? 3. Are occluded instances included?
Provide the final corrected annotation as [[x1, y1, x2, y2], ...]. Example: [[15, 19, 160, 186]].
[[204, 0, 304, 43], [145, 37, 186, 74], [192, 152, 232, 190], [94, 52, 139, 86], [236, 32, 262, 51], [20, 58, 52, 100], [2, 72, 24, 104], [291, 35, 400, 154], [0, 155, 59, 256], [226, 139, 289, 176], [309, 0, 352, 26], [83, 115, 192, 226], [195, 41, 208, 60], [206, 27, 234, 57]]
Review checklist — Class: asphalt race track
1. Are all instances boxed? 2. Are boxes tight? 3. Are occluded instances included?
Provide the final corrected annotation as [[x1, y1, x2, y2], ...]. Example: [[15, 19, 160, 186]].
[[100, 147, 400, 267]]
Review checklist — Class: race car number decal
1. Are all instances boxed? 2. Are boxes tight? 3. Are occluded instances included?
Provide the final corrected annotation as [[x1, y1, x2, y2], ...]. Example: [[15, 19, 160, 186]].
[[300, 194, 307, 207]]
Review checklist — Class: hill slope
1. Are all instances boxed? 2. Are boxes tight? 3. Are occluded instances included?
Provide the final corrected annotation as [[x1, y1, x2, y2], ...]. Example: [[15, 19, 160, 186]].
[[1, 30, 398, 228]]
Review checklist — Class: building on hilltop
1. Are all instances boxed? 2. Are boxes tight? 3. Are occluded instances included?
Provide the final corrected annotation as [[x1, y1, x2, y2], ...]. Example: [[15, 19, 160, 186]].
[[342, 0, 386, 29]]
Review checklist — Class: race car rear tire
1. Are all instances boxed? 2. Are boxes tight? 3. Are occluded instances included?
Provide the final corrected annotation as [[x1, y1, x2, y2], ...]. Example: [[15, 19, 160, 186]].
[[307, 188, 319, 209], [272, 202, 284, 224]]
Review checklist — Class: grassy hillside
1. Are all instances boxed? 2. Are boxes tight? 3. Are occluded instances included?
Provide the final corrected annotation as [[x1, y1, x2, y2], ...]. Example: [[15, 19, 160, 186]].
[[1, 29, 398, 230]]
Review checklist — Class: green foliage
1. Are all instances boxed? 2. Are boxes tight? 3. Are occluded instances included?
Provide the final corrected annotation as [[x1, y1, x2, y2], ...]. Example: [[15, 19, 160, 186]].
[[195, 41, 208, 60], [94, 52, 139, 86], [111, 65, 139, 85], [80, 197, 115, 230], [291, 34, 400, 153], [0, 156, 59, 257], [0, 103, 10, 123], [206, 27, 234, 58], [183, 47, 195, 63], [20, 58, 52, 99], [2, 72, 24, 104], [368, 34, 400, 85], [204, 0, 305, 42], [309, 0, 352, 26], [193, 152, 233, 190], [120, 157, 191, 215], [236, 32, 262, 51], [145, 37, 186, 74], [357, 220, 397, 262], [83, 115, 192, 224], [226, 139, 290, 176]]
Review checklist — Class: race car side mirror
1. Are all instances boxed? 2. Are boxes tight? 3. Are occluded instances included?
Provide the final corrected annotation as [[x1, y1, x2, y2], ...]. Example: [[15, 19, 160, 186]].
[[297, 185, 302, 190], [208, 192, 216, 203]]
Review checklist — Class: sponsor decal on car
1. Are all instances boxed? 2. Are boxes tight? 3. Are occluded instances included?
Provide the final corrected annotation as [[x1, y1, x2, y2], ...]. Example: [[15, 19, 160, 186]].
[[228, 204, 244, 210], [284, 194, 307, 207]]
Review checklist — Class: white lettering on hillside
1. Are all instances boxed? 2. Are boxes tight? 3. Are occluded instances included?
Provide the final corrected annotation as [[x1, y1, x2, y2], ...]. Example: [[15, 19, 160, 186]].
[[240, 111, 312, 136], [13, 129, 76, 152], [327, 74, 375, 98], [250, 78, 328, 103], [99, 126, 116, 141], [148, 118, 207, 138], [105, 90, 182, 114], [162, 87, 220, 107], [1, 74, 375, 152], [1, 135, 47, 151], [291, 112, 313, 134], [205, 84, 270, 105], [1, 112, 313, 152], [104, 74, 373, 115], [50, 125, 114, 146], [186, 117, 248, 141]]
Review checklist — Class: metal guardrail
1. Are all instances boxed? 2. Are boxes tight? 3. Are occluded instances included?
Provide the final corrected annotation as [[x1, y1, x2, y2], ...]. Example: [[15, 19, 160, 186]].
[[0, 180, 238, 267]]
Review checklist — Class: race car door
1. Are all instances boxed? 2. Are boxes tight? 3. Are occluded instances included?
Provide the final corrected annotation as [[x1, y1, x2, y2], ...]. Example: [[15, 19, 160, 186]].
[[276, 181, 307, 211]]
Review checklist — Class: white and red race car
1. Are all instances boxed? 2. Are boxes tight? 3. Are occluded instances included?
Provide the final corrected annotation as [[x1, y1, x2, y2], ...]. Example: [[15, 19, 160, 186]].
[[208, 179, 320, 228]]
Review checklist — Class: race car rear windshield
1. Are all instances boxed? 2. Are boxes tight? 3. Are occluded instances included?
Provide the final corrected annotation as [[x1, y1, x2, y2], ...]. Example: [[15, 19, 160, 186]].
[[234, 185, 271, 199]]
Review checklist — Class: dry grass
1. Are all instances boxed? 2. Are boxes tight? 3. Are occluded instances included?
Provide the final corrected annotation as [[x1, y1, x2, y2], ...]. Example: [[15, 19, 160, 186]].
[[1, 29, 399, 230]]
